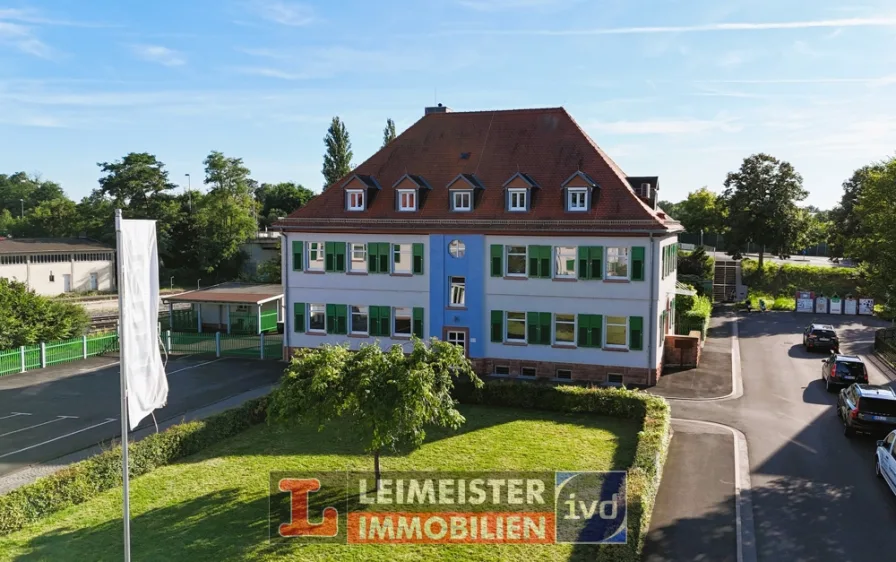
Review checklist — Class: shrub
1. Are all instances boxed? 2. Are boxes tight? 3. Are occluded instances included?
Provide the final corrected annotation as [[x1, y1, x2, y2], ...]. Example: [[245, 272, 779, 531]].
[[0, 396, 269, 536], [741, 259, 864, 298], [744, 291, 796, 311], [677, 294, 712, 338], [0, 279, 90, 349], [677, 247, 714, 278]]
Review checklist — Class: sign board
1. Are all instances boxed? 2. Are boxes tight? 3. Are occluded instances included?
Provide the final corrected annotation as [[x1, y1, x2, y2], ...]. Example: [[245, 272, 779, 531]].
[[796, 291, 815, 313], [829, 297, 842, 315], [815, 296, 828, 314], [844, 297, 858, 315], [859, 298, 874, 315]]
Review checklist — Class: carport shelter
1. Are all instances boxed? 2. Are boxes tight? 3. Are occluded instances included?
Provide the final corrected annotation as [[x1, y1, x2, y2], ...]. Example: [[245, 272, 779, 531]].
[[162, 283, 283, 335]]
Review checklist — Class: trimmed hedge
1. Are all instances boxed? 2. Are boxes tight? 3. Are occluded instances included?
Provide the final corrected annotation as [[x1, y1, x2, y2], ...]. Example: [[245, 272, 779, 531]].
[[454, 380, 672, 562], [0, 396, 269, 536], [741, 259, 864, 298]]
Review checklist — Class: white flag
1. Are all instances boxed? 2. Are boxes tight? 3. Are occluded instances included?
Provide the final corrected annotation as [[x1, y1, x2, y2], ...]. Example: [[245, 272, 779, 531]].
[[119, 218, 168, 430]]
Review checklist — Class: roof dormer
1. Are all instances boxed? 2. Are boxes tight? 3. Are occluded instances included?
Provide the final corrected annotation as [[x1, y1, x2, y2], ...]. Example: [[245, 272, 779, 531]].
[[342, 174, 381, 212], [446, 173, 484, 212], [561, 171, 599, 212], [392, 174, 432, 212], [502, 172, 539, 212]]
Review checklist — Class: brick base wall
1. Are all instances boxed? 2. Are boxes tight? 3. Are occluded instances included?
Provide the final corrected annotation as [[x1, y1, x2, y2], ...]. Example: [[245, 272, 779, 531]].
[[662, 332, 702, 368]]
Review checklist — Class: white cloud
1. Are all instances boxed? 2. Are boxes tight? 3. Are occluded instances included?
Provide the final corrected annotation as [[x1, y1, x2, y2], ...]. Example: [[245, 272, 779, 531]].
[[132, 45, 186, 66], [236, 46, 291, 60], [457, 0, 579, 12], [0, 20, 54, 58], [586, 117, 742, 135], [718, 51, 748, 67], [694, 76, 896, 85], [232, 66, 305, 80], [231, 46, 429, 80], [248, 0, 315, 26]]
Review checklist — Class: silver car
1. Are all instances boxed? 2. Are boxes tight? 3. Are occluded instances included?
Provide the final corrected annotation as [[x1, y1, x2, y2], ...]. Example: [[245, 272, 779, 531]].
[[875, 430, 896, 496]]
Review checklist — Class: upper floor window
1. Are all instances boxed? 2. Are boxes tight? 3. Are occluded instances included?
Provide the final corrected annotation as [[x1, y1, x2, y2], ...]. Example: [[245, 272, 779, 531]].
[[398, 190, 416, 211], [346, 190, 365, 211], [555, 246, 576, 278], [508, 189, 527, 211], [568, 189, 587, 211], [452, 191, 472, 211], [392, 243, 412, 274], [307, 242, 324, 271], [606, 247, 629, 279], [449, 276, 466, 307], [506, 245, 527, 276], [350, 243, 367, 273], [449, 239, 465, 258]]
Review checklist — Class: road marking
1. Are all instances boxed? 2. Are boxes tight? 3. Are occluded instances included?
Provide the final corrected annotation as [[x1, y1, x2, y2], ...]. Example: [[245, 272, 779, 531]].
[[672, 418, 757, 562], [0, 416, 70, 437], [0, 413, 31, 420], [167, 358, 223, 375], [0, 418, 117, 459]]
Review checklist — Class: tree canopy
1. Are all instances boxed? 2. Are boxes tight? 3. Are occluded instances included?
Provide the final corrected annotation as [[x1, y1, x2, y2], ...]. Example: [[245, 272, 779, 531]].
[[322, 116, 353, 190], [97, 152, 176, 209], [675, 187, 726, 235], [0, 279, 90, 348], [255, 182, 314, 228], [382, 118, 396, 147]]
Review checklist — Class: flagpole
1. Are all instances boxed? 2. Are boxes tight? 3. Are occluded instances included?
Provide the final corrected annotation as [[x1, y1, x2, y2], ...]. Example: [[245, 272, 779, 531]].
[[115, 208, 131, 562]]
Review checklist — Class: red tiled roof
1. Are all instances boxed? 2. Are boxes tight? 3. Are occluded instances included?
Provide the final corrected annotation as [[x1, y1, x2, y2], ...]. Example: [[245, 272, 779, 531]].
[[278, 107, 679, 233]]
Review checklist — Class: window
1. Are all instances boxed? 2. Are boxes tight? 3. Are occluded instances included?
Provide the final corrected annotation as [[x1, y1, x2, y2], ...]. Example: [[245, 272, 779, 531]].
[[412, 243, 425, 274], [350, 244, 367, 273], [577, 246, 603, 280], [351, 305, 369, 335], [568, 189, 587, 211], [347, 190, 365, 211], [449, 277, 465, 307], [307, 242, 324, 271], [606, 247, 629, 279], [292, 241, 303, 271], [554, 313, 576, 345], [309, 304, 326, 332], [521, 367, 537, 378], [528, 245, 551, 278], [398, 190, 416, 211], [508, 189, 527, 211], [393, 244, 412, 274], [606, 316, 628, 348], [607, 373, 624, 385], [506, 312, 526, 342], [631, 247, 645, 281], [555, 247, 576, 278], [506, 246, 527, 276], [449, 240, 465, 258], [368, 242, 390, 274], [495, 365, 510, 375], [556, 369, 572, 380], [393, 307, 412, 336], [453, 191, 472, 211], [446, 330, 467, 355]]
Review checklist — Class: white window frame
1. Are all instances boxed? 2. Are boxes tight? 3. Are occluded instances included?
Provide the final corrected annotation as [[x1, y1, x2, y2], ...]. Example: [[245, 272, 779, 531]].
[[605, 315, 629, 349], [505, 311, 526, 343], [392, 243, 412, 274], [553, 313, 576, 346], [446, 330, 467, 355], [350, 243, 367, 273], [307, 242, 324, 271], [508, 189, 527, 211], [452, 190, 472, 211], [607, 373, 624, 386], [350, 305, 369, 335], [568, 188, 587, 211], [393, 307, 412, 337], [398, 189, 416, 211], [554, 246, 577, 279], [606, 247, 630, 280], [505, 245, 527, 277], [346, 189, 365, 211], [308, 303, 326, 333], [448, 239, 466, 258], [449, 276, 465, 307]]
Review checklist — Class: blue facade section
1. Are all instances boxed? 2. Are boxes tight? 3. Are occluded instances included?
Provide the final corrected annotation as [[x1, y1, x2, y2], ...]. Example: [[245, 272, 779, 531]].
[[429, 234, 485, 358]]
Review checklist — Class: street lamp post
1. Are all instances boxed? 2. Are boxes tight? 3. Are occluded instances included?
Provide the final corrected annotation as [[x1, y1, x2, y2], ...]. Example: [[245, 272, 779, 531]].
[[19, 199, 23, 219], [170, 276, 174, 290], [185, 173, 192, 212]]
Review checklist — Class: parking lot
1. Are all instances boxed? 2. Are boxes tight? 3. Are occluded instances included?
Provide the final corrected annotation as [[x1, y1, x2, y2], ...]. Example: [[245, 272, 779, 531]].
[[0, 355, 286, 477]]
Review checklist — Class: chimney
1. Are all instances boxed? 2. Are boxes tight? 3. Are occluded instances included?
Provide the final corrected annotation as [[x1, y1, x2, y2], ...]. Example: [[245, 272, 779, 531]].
[[425, 103, 451, 115]]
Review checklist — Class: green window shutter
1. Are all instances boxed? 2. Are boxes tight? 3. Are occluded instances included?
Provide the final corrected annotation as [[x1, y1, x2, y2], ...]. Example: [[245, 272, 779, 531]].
[[379, 306, 390, 337], [528, 246, 540, 278], [368, 242, 379, 273], [292, 241, 303, 271], [630, 316, 643, 350], [412, 243, 424, 275], [324, 241, 335, 272], [335, 304, 348, 334], [378, 243, 390, 274], [294, 302, 305, 333], [526, 311, 539, 344], [589, 246, 603, 279], [412, 307, 424, 338], [661, 247, 665, 279], [334, 243, 346, 272], [369, 306, 380, 336], [326, 304, 336, 334], [539, 312, 551, 345], [491, 310, 504, 342], [632, 246, 645, 281], [593, 314, 603, 347], [539, 246, 551, 278], [577, 314, 590, 346], [490, 245, 503, 277], [578, 247, 589, 279]]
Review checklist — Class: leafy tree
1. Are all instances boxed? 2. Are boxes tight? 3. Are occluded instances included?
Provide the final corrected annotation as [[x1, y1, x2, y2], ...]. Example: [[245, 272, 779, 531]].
[[828, 165, 880, 260], [382, 118, 397, 147], [97, 153, 176, 209], [255, 182, 314, 228], [204, 151, 253, 197], [720, 153, 808, 269], [677, 246, 714, 279], [322, 116, 353, 190], [0, 279, 90, 348], [848, 156, 896, 304], [0, 172, 66, 217], [676, 187, 726, 235], [269, 338, 482, 487], [657, 199, 682, 218], [18, 198, 79, 238], [73, 191, 116, 246]]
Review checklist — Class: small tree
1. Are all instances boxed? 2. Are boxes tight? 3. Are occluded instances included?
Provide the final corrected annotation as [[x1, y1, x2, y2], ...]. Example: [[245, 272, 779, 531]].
[[322, 117, 353, 190], [382, 118, 397, 147], [268, 338, 482, 487]]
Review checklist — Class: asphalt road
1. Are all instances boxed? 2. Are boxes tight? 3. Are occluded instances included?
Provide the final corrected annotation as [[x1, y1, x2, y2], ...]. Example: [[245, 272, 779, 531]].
[[672, 312, 896, 561], [0, 356, 286, 477]]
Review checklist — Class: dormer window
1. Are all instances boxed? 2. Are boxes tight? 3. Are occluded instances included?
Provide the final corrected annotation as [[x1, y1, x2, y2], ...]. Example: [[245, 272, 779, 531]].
[[568, 188, 587, 211], [398, 189, 416, 211], [346, 190, 365, 211], [452, 191, 472, 211], [508, 189, 527, 211]]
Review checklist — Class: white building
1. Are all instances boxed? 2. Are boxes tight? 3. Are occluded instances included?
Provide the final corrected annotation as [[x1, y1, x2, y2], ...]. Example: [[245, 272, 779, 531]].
[[274, 106, 685, 387], [0, 237, 115, 296]]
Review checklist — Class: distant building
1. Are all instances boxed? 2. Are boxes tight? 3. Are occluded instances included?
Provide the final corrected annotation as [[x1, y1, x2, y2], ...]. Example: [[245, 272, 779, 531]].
[[0, 238, 115, 296]]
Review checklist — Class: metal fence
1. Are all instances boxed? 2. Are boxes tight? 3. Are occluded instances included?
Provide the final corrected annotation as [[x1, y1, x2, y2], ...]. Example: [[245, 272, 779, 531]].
[[0, 331, 119, 377], [875, 328, 896, 365]]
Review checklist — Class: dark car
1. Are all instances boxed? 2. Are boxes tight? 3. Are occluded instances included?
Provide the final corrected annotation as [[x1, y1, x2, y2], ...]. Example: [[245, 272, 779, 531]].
[[822, 354, 869, 392], [837, 384, 896, 437], [803, 323, 839, 352]]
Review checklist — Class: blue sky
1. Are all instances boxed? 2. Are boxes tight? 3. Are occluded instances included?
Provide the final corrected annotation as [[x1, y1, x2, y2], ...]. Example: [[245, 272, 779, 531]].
[[1, 0, 895, 208]]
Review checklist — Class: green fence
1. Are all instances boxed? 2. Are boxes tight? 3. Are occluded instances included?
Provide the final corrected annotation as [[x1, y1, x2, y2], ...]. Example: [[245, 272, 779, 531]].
[[0, 332, 121, 377], [264, 334, 283, 359], [260, 309, 278, 332], [168, 332, 218, 355], [164, 309, 198, 332], [45, 337, 85, 367], [0, 349, 19, 377]]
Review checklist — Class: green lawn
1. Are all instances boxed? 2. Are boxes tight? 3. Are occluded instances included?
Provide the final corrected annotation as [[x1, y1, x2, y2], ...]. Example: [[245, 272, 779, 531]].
[[0, 405, 639, 562]]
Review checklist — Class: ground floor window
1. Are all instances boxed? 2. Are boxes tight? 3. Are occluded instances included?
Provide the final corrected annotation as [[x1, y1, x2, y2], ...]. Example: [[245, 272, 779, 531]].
[[495, 365, 510, 375], [605, 316, 628, 348], [351, 305, 369, 334], [393, 307, 412, 336], [554, 313, 575, 345], [521, 366, 537, 377], [309, 304, 326, 332], [446, 330, 467, 355], [506, 312, 526, 342], [555, 368, 572, 380]]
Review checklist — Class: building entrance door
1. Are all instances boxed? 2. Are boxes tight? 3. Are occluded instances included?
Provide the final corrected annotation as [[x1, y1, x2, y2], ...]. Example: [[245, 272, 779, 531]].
[[62, 274, 72, 293]]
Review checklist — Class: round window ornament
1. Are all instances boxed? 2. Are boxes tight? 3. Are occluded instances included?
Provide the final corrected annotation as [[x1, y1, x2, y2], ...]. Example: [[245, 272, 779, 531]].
[[449, 240, 466, 258]]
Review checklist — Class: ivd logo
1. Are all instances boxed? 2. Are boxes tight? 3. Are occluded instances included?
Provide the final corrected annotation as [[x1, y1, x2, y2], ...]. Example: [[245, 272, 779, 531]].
[[554, 471, 627, 544]]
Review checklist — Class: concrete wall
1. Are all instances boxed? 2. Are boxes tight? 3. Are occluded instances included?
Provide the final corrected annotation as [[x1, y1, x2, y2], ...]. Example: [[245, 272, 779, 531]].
[[0, 256, 115, 295]]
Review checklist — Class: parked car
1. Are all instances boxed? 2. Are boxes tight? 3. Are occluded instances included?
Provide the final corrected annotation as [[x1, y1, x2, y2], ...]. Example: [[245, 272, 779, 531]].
[[803, 323, 839, 352], [838, 384, 896, 437], [822, 354, 869, 392], [875, 430, 896, 495]]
